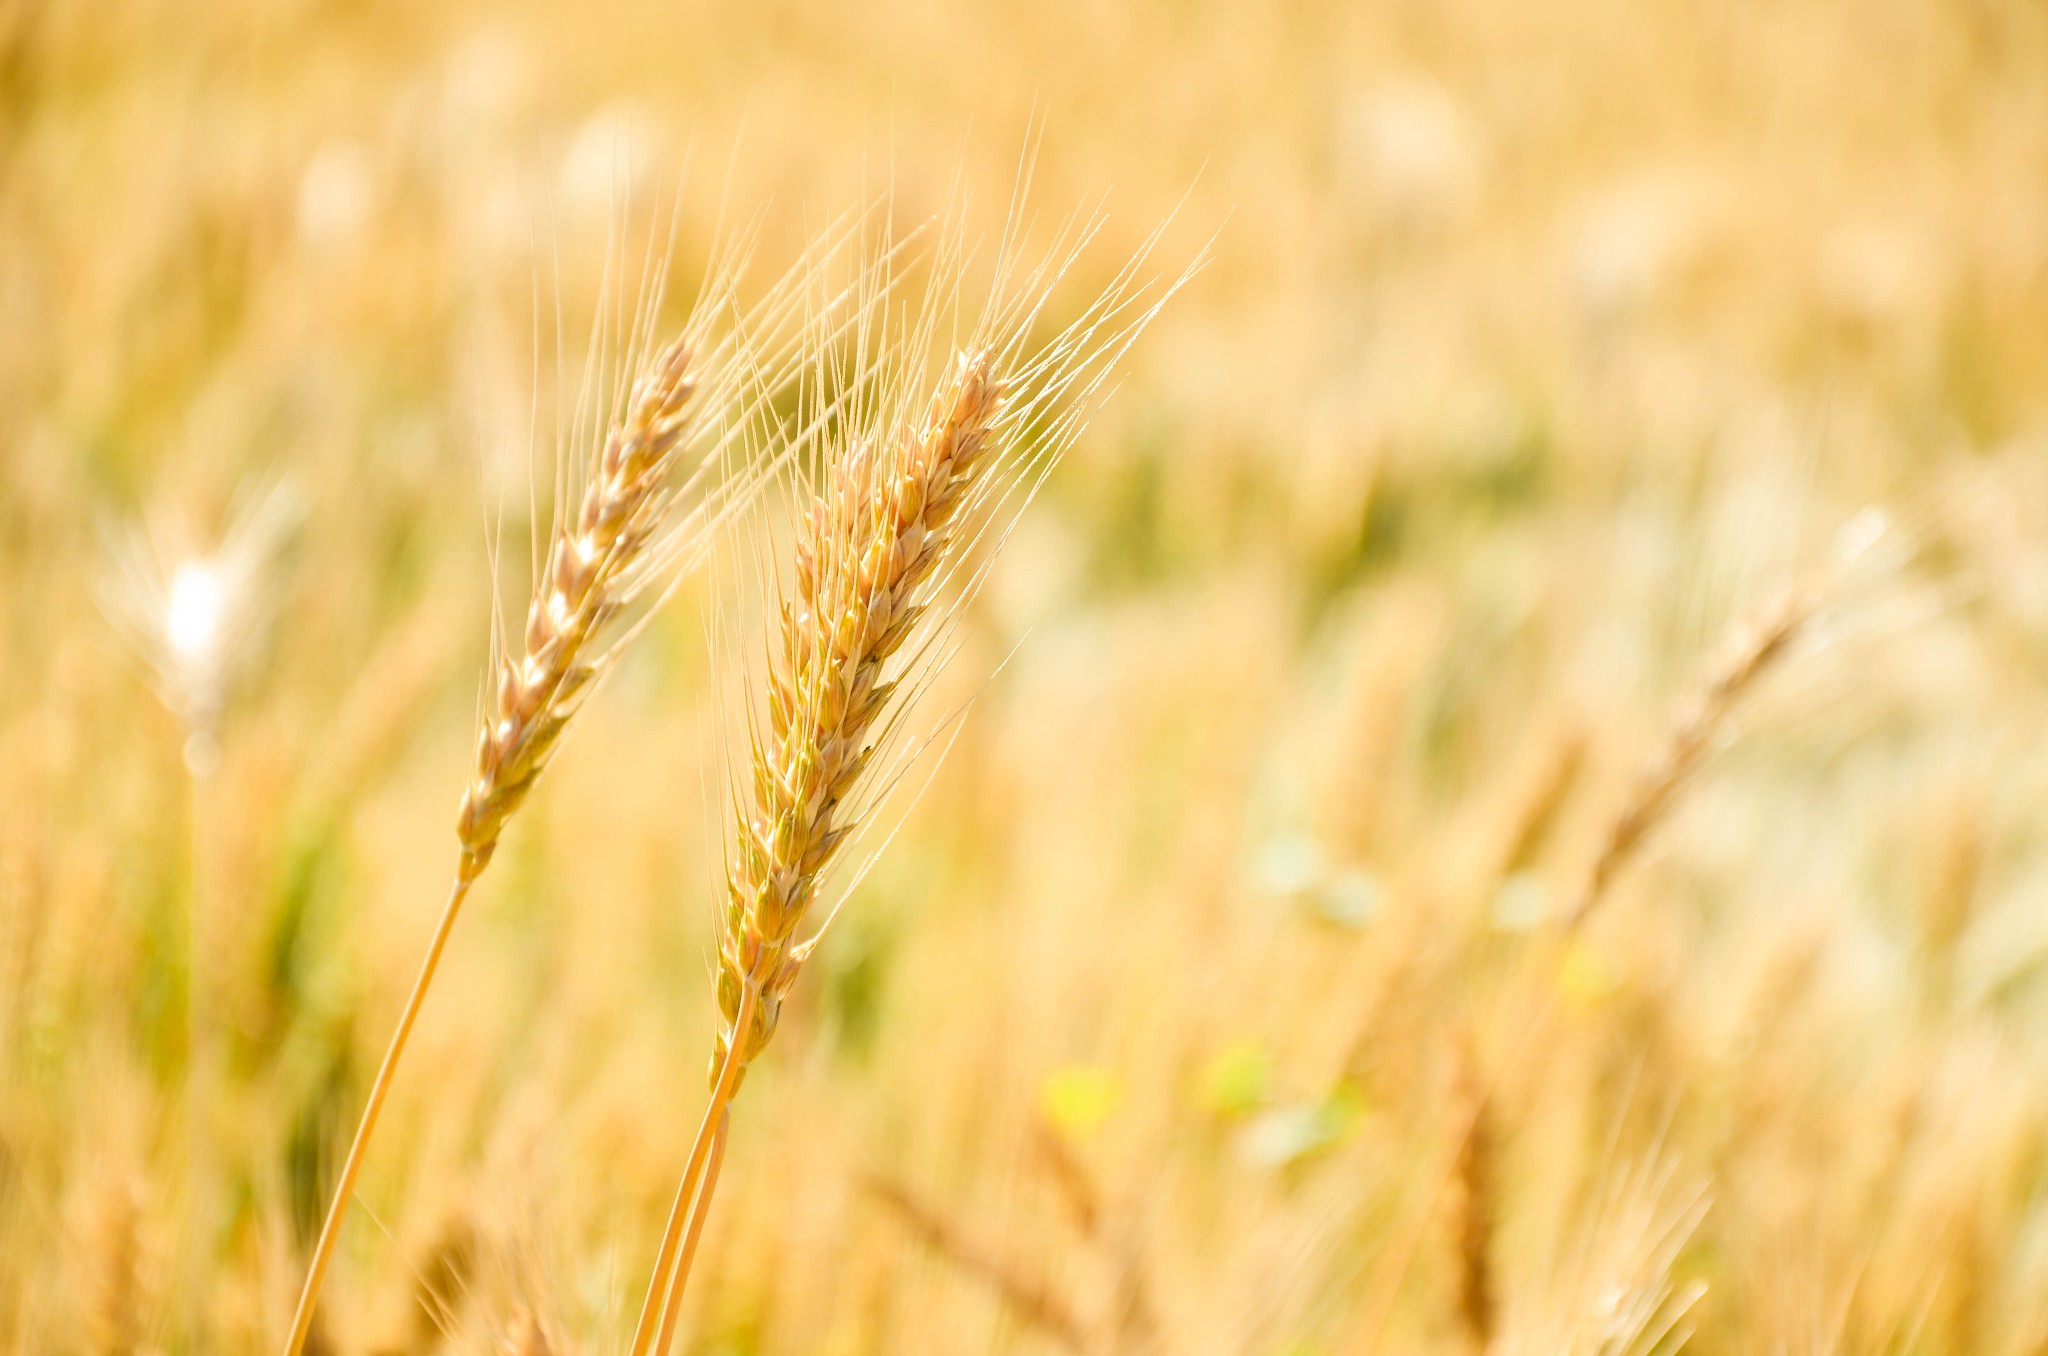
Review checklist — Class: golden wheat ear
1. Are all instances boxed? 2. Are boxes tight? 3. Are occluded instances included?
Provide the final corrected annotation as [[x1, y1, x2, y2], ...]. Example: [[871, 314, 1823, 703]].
[[629, 198, 1204, 1356], [454, 335, 702, 882], [713, 348, 1007, 1079], [277, 204, 901, 1356], [627, 345, 1013, 1356]]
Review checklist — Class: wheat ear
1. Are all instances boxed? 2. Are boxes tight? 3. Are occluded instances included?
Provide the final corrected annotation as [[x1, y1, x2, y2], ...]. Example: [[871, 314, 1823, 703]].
[[86, 1179, 144, 1356], [1450, 1043, 1499, 1355], [1566, 509, 1899, 932], [629, 351, 1005, 1356], [282, 338, 706, 1356], [865, 1173, 1091, 1353], [723, 350, 1004, 1070], [1355, 516, 1893, 1352], [629, 193, 1198, 1348], [1564, 583, 1811, 931]]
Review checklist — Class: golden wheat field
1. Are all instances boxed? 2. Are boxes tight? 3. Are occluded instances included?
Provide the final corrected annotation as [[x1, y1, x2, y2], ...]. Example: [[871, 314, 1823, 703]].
[[7, 0, 2048, 1351]]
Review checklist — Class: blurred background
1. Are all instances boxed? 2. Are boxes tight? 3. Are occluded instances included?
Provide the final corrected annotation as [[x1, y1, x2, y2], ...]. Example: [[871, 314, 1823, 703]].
[[5, 0, 2048, 1351]]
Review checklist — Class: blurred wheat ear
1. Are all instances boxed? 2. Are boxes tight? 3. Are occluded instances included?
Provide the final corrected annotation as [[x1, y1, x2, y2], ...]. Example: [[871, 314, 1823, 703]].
[[1568, 507, 1897, 932], [101, 477, 301, 777]]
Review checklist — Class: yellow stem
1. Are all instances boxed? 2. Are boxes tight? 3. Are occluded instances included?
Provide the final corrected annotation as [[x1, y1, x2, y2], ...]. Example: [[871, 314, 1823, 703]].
[[627, 979, 757, 1356], [653, 1107, 731, 1355], [280, 872, 475, 1356]]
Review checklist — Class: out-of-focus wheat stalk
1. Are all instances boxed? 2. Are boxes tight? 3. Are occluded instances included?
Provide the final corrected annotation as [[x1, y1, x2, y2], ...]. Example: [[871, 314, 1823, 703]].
[[101, 481, 300, 1089], [1494, 1150, 1709, 1356], [1566, 508, 1894, 932], [1450, 1043, 1498, 1356], [1031, 1122, 1161, 1351], [101, 480, 300, 1340], [85, 1178, 145, 1356], [102, 479, 301, 777], [865, 1173, 1091, 1353], [1352, 510, 1902, 1351]]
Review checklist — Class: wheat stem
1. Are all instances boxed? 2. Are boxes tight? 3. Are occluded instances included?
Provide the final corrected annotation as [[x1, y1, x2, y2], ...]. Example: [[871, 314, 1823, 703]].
[[653, 1107, 732, 1355], [627, 978, 757, 1356], [281, 873, 474, 1356]]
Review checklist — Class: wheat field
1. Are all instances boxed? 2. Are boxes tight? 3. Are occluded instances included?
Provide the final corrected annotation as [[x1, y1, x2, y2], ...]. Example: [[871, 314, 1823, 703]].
[[6, 1, 2048, 1352]]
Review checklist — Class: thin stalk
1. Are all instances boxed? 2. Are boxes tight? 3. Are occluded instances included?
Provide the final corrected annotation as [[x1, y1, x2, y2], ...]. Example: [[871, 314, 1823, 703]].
[[281, 873, 476, 1356], [627, 979, 757, 1356], [653, 1108, 731, 1355], [183, 759, 216, 1351]]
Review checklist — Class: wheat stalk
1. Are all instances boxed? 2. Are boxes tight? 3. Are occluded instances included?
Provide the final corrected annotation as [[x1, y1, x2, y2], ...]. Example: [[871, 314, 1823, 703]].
[[275, 200, 926, 1355], [1565, 509, 1892, 932], [630, 350, 1007, 1356], [865, 1172, 1091, 1354], [627, 205, 1198, 1351], [281, 334, 708, 1356], [1450, 1043, 1498, 1356]]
